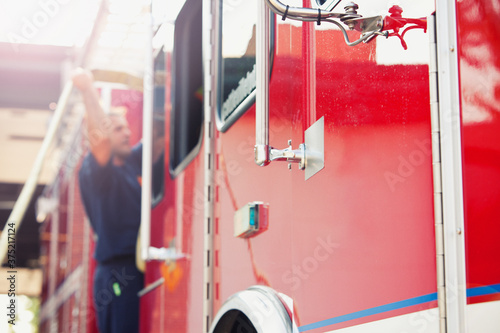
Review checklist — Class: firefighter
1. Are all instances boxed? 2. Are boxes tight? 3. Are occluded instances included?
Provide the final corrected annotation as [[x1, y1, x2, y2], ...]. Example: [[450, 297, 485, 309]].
[[72, 68, 144, 333]]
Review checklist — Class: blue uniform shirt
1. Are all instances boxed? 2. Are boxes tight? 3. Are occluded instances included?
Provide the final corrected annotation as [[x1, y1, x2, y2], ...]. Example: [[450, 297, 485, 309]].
[[79, 144, 142, 263]]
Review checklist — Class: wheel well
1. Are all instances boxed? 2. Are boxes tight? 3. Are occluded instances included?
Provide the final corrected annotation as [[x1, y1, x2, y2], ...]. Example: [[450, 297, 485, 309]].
[[209, 286, 297, 333], [212, 310, 257, 333]]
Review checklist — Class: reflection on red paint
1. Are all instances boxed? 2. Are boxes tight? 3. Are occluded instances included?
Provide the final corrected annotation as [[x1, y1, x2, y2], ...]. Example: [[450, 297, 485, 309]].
[[457, 0, 500, 303]]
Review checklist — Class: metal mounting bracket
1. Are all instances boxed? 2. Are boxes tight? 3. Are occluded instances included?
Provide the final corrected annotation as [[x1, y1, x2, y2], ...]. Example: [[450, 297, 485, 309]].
[[305, 116, 325, 180], [255, 117, 325, 180], [148, 246, 186, 262], [270, 141, 306, 170]]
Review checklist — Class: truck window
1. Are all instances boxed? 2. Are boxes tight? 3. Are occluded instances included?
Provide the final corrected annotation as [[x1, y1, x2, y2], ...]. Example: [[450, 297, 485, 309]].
[[216, 1, 258, 131], [169, 0, 203, 177], [152, 47, 165, 206]]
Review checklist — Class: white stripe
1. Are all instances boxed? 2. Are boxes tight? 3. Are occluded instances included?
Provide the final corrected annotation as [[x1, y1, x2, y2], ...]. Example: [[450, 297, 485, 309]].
[[325, 308, 440, 333], [466, 301, 500, 333], [320, 301, 500, 332]]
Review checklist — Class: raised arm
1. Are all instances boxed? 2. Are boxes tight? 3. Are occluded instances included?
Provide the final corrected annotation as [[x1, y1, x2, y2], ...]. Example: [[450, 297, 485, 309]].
[[72, 69, 112, 166]]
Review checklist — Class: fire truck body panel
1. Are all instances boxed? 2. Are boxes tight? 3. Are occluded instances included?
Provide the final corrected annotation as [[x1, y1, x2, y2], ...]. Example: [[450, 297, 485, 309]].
[[213, 8, 438, 333], [36, 0, 500, 332], [458, 0, 500, 328]]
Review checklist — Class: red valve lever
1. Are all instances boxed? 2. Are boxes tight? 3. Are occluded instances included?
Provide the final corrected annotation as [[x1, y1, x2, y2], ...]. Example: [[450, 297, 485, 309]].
[[383, 5, 427, 50]]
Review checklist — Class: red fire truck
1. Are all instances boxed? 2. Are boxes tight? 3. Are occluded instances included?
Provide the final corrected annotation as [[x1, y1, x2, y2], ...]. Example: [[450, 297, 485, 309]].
[[35, 0, 499, 332]]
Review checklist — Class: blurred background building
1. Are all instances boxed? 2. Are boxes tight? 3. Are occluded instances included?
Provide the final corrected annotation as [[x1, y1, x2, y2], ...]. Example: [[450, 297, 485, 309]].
[[0, 1, 162, 331]]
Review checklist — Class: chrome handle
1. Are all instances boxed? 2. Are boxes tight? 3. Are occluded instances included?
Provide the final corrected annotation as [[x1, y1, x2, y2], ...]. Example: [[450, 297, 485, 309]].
[[255, 0, 271, 166]]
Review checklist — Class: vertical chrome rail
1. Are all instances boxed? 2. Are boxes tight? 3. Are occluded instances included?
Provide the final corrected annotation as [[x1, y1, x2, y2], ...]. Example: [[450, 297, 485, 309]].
[[203, 0, 216, 330], [434, 0, 467, 331], [429, 14, 447, 333], [255, 0, 271, 166], [140, 0, 154, 261]]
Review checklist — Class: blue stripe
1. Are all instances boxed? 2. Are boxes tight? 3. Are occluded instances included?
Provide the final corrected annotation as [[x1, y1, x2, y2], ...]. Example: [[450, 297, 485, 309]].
[[299, 293, 437, 332], [467, 284, 500, 298], [299, 284, 500, 332]]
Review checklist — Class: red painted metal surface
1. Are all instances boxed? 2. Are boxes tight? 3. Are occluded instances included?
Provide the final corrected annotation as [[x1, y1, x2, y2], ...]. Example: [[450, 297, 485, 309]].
[[139, 49, 206, 332], [457, 0, 500, 304], [139, 6, 440, 332], [213, 21, 436, 331]]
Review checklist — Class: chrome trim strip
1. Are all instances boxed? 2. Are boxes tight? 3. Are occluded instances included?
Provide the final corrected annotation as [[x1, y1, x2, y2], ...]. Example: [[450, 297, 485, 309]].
[[203, 0, 216, 330], [255, 0, 271, 166], [434, 0, 467, 331], [428, 14, 447, 332], [140, 1, 154, 261]]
